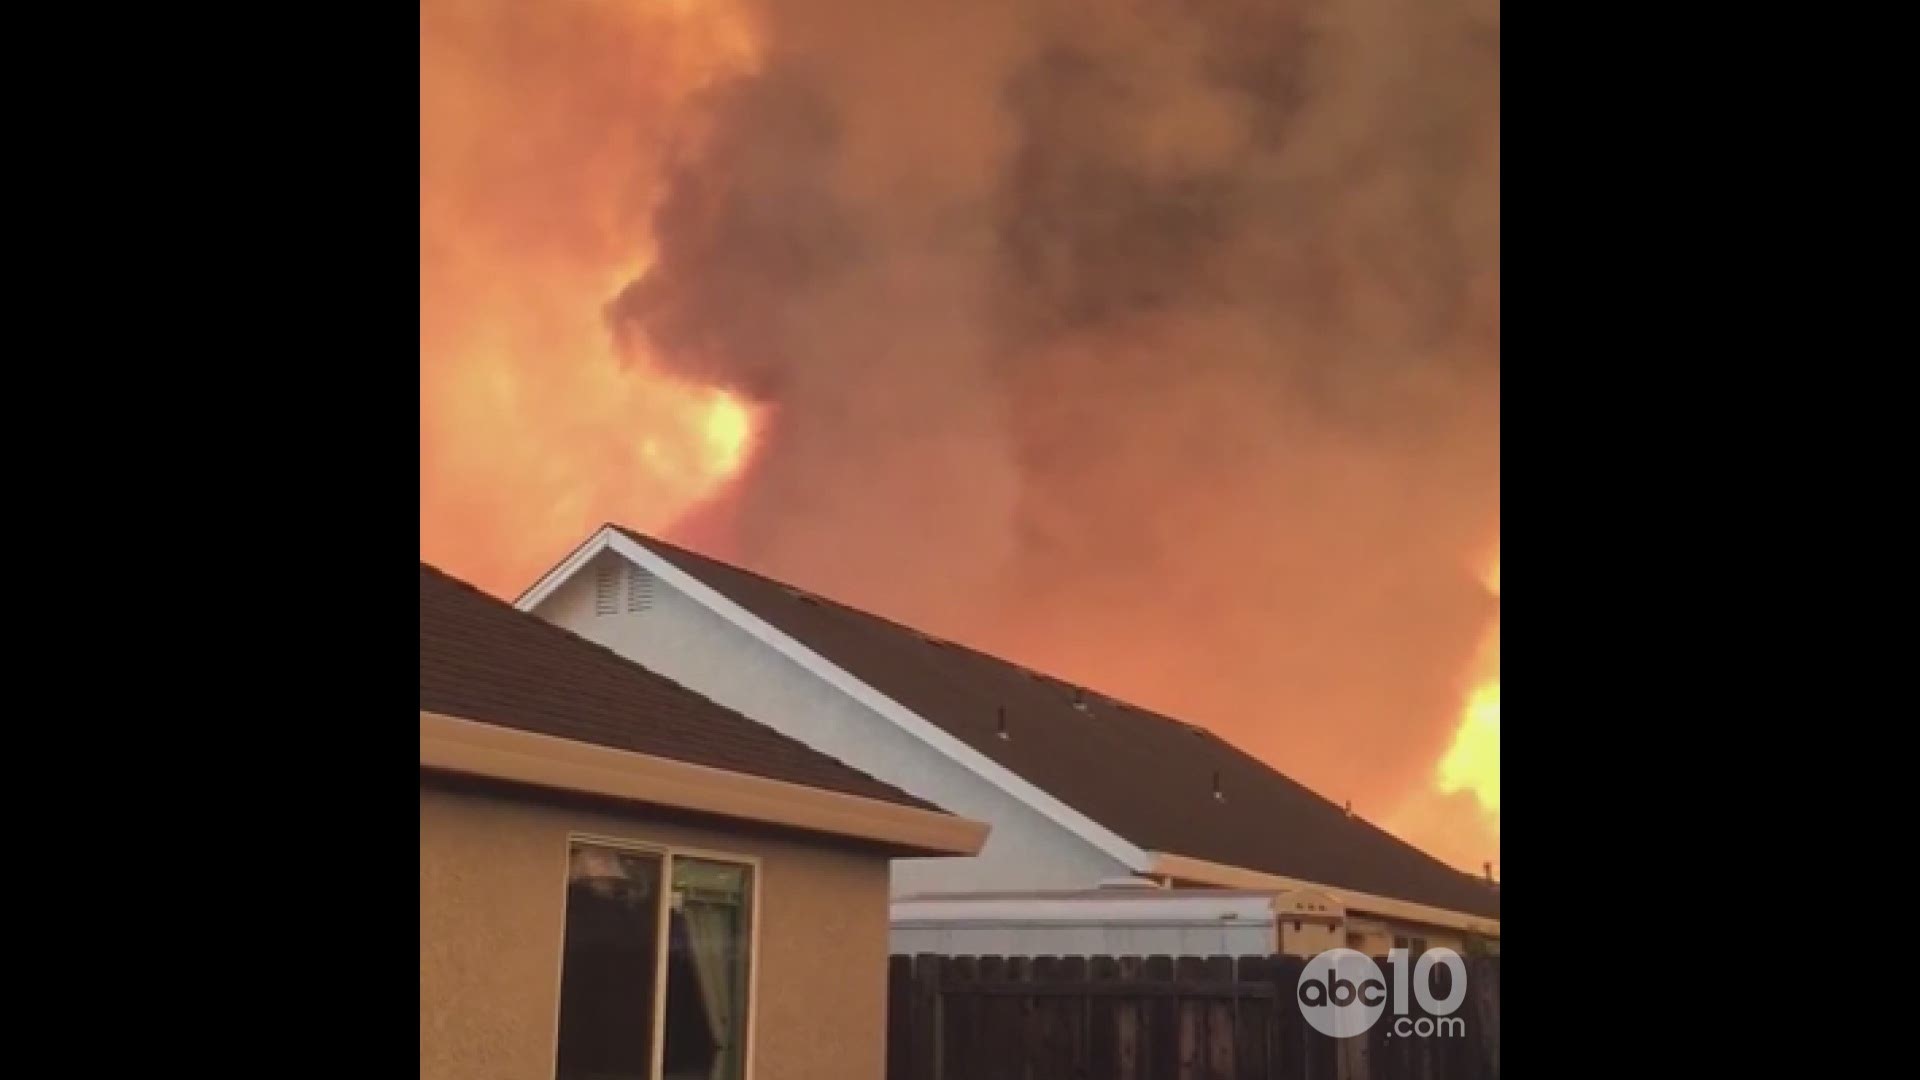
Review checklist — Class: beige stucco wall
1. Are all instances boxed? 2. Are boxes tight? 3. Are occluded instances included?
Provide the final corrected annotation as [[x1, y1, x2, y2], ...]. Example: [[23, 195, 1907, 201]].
[[421, 779, 893, 1080], [1277, 917, 1346, 957], [1344, 915, 1467, 956]]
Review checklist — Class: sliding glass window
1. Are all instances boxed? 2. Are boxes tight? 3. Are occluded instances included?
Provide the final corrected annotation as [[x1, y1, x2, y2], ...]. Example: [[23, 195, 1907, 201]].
[[555, 840, 755, 1080]]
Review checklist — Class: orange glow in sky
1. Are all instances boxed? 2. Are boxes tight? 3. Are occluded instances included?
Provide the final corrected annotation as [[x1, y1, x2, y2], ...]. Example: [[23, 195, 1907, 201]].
[[420, 0, 763, 590], [419, 0, 1499, 882]]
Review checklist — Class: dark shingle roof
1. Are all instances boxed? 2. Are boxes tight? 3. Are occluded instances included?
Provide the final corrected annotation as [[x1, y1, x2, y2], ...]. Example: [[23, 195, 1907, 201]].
[[614, 528, 1500, 921], [420, 561, 937, 812]]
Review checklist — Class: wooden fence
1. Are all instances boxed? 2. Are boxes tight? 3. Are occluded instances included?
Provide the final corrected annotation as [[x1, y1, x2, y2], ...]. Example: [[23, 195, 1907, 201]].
[[887, 953, 1500, 1080]]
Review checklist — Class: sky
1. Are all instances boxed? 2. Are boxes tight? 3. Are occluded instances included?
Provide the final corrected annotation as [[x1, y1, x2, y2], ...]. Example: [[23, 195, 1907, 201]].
[[421, 0, 1500, 878]]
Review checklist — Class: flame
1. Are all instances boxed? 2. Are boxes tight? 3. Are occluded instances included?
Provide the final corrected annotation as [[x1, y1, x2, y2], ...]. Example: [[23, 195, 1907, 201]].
[[420, 0, 764, 593], [1438, 634, 1499, 811], [1436, 552, 1500, 814], [704, 394, 754, 476]]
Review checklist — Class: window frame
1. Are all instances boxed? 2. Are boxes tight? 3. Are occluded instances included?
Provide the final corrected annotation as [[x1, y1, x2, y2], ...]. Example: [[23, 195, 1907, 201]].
[[551, 832, 765, 1080]]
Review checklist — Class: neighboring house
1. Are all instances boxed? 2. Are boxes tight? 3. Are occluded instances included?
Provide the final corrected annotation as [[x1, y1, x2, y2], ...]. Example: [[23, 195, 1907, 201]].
[[515, 526, 1501, 955], [420, 563, 987, 1080]]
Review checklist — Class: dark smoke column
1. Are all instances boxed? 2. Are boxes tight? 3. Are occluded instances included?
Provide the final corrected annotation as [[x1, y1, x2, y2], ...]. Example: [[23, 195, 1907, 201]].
[[620, 0, 1501, 864]]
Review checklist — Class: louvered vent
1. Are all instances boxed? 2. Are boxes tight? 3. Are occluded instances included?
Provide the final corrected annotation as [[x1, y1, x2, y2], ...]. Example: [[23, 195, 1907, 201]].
[[626, 565, 656, 612], [594, 563, 619, 616]]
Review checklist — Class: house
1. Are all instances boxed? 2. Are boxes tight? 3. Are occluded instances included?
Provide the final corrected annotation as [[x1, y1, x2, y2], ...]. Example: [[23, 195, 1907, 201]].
[[515, 526, 1501, 955], [420, 563, 987, 1080]]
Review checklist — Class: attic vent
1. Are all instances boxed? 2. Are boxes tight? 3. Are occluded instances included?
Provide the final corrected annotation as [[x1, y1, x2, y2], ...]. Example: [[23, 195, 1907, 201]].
[[626, 566, 656, 612], [594, 563, 619, 616]]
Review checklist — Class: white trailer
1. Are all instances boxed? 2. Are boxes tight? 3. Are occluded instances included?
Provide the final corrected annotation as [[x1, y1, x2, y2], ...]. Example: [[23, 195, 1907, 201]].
[[889, 882, 1347, 958]]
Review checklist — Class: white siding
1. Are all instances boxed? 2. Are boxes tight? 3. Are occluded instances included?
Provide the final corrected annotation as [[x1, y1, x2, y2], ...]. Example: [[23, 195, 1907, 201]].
[[888, 892, 1282, 957], [536, 551, 1131, 896], [889, 920, 1277, 958]]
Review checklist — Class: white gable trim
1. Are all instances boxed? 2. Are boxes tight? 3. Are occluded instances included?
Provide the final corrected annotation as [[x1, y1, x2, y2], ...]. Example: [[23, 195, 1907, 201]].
[[515, 526, 1152, 872], [421, 709, 989, 856], [513, 527, 614, 610]]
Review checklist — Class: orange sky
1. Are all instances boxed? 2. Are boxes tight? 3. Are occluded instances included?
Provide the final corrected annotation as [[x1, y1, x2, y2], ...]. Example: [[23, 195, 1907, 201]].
[[421, 0, 1498, 878], [420, 0, 764, 590]]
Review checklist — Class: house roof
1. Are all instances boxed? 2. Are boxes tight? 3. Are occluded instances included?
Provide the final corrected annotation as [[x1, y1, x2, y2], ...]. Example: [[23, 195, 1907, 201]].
[[420, 561, 938, 813], [605, 528, 1501, 922]]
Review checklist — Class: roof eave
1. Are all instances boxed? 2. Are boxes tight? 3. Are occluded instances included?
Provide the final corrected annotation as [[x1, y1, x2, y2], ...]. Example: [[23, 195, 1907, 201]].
[[421, 709, 989, 858], [1146, 851, 1501, 938]]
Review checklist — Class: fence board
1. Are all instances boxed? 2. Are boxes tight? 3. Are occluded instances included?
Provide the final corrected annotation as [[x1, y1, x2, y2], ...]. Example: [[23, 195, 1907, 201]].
[[1062, 955, 1090, 1078], [942, 956, 978, 1080], [1089, 956, 1121, 1080], [1008, 956, 1033, 1080], [1145, 956, 1181, 1080], [1202, 956, 1235, 1080], [1029, 957, 1072, 1079], [977, 955, 1012, 1080], [1271, 954, 1307, 1080], [1468, 958, 1499, 1080], [1176, 957, 1206, 1080], [889, 955, 913, 1080], [1117, 956, 1144, 1080], [1235, 956, 1272, 1080]]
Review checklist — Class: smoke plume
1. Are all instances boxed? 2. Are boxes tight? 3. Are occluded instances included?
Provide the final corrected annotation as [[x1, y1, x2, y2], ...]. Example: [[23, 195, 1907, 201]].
[[422, 0, 1501, 871], [614, 0, 1500, 867]]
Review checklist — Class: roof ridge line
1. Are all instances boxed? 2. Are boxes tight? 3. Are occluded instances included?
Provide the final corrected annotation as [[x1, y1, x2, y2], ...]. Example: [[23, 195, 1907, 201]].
[[422, 561, 926, 807]]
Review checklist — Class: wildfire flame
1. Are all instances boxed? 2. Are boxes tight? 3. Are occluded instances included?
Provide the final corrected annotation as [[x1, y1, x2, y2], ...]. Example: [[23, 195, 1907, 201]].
[[1437, 553, 1500, 815], [420, 0, 765, 591]]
